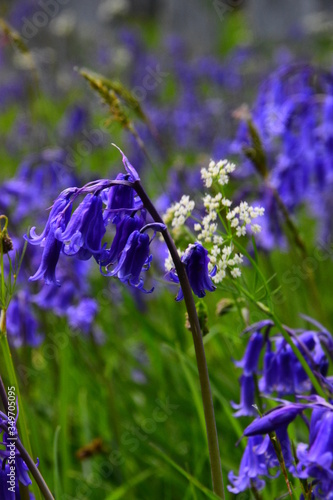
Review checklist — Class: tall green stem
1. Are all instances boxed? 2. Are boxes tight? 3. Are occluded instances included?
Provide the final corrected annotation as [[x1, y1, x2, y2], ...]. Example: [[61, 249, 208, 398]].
[[133, 181, 225, 498]]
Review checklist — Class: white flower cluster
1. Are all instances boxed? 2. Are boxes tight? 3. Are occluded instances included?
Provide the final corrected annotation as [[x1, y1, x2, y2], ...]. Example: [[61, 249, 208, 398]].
[[194, 193, 234, 243], [201, 159, 236, 188], [163, 195, 195, 229], [163, 158, 265, 285], [208, 243, 244, 283], [226, 202, 265, 238]]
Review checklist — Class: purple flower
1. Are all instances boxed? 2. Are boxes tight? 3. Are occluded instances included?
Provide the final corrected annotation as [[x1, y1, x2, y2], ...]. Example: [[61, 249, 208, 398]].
[[104, 173, 138, 224], [244, 403, 306, 436], [259, 341, 279, 394], [55, 194, 106, 259], [227, 436, 269, 494], [103, 229, 153, 292], [6, 291, 43, 348], [231, 374, 257, 417], [276, 346, 295, 395], [3, 149, 77, 223], [239, 320, 333, 398], [296, 408, 333, 498], [25, 190, 73, 246], [67, 299, 98, 334], [60, 104, 90, 141], [169, 243, 216, 301], [235, 331, 264, 375], [101, 213, 145, 267], [29, 231, 64, 286]]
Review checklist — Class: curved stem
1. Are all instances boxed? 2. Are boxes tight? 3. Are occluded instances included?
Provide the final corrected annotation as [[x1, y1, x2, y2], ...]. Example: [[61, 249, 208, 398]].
[[133, 181, 225, 498]]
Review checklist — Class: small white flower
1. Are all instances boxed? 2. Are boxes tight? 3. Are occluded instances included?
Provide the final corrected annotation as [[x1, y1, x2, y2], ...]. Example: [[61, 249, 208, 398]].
[[231, 267, 242, 278], [236, 226, 247, 237], [164, 194, 195, 229], [251, 224, 262, 234]]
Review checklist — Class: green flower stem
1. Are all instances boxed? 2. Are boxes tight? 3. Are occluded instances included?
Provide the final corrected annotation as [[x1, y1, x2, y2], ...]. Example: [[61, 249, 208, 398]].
[[134, 181, 225, 499], [268, 431, 295, 499]]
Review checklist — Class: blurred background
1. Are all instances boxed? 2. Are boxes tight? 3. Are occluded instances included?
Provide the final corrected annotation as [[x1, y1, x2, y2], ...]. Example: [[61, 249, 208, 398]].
[[1, 1, 333, 499]]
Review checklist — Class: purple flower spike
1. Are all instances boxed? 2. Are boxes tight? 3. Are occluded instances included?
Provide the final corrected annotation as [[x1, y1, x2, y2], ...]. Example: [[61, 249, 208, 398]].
[[112, 143, 140, 181], [244, 403, 306, 436], [235, 331, 264, 375]]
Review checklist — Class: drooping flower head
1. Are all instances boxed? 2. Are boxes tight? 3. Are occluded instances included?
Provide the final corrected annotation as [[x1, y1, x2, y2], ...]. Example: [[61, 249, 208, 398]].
[[25, 150, 164, 294], [101, 222, 164, 293], [166, 242, 216, 301]]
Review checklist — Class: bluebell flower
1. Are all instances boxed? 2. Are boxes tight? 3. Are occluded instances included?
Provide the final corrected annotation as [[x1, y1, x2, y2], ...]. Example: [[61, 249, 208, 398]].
[[26, 190, 74, 246], [169, 243, 216, 301], [227, 431, 291, 494], [29, 231, 64, 286], [101, 213, 145, 267], [104, 173, 137, 224], [258, 425, 294, 470], [231, 374, 257, 417], [228, 436, 271, 494], [235, 331, 264, 375], [276, 345, 295, 395], [6, 291, 43, 348], [103, 229, 153, 292], [244, 403, 306, 436], [3, 150, 77, 222], [55, 193, 106, 260], [60, 104, 90, 141], [232, 63, 333, 245], [33, 281, 77, 315], [27, 191, 73, 286], [259, 341, 279, 394], [66, 299, 98, 334], [239, 320, 332, 398], [296, 407, 333, 499]]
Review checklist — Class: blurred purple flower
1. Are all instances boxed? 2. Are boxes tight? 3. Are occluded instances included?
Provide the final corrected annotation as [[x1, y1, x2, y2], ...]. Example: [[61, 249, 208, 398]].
[[6, 291, 43, 347]]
